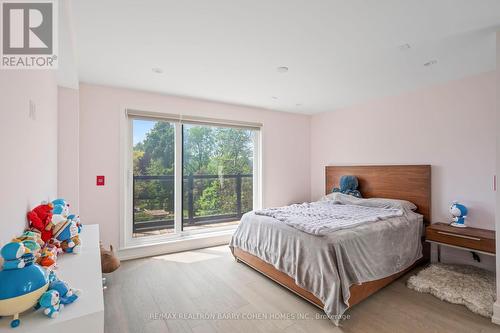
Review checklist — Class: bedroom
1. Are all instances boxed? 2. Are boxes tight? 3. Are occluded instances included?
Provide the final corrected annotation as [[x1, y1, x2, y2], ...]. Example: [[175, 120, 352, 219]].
[[0, 1, 499, 332]]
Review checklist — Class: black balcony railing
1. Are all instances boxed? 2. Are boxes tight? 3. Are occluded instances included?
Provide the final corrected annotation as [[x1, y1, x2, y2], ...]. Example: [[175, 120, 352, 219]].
[[133, 174, 252, 233]]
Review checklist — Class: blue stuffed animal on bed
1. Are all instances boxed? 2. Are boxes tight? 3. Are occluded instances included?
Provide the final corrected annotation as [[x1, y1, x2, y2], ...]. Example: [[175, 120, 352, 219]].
[[332, 175, 362, 198]]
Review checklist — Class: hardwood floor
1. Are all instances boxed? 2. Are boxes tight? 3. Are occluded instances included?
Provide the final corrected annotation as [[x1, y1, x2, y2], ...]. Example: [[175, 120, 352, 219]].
[[104, 246, 499, 333]]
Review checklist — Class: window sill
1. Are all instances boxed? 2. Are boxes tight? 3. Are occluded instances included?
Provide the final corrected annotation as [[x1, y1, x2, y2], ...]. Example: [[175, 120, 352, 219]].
[[118, 227, 237, 261]]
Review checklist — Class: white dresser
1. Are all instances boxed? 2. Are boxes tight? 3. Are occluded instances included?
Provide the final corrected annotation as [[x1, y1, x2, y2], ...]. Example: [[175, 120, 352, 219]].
[[0, 225, 104, 332]]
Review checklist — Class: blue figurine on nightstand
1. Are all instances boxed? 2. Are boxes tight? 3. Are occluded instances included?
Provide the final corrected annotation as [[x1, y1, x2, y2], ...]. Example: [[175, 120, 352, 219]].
[[450, 201, 468, 228]]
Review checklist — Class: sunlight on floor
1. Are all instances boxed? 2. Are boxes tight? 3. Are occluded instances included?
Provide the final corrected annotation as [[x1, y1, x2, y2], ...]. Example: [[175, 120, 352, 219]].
[[152, 251, 221, 263], [207, 245, 232, 253]]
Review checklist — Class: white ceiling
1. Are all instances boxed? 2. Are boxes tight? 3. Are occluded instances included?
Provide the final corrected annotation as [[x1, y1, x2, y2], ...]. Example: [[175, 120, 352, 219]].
[[71, 0, 500, 114]]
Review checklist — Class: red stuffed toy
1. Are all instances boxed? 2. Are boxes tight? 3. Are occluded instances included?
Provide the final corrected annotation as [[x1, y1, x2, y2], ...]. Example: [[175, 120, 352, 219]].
[[27, 203, 54, 242]]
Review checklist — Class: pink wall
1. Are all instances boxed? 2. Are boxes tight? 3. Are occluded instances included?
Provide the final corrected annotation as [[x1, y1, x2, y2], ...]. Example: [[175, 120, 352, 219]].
[[76, 72, 495, 268], [78, 83, 311, 247], [58, 87, 80, 212], [0, 71, 58, 245], [311, 72, 496, 269], [495, 32, 500, 316]]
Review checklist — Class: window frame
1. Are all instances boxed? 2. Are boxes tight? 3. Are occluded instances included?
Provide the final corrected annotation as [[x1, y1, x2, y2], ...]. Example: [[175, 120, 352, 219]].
[[120, 109, 262, 249]]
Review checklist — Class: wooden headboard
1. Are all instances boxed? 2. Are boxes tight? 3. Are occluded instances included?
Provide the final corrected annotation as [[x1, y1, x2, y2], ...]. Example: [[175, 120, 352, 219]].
[[325, 165, 431, 224]]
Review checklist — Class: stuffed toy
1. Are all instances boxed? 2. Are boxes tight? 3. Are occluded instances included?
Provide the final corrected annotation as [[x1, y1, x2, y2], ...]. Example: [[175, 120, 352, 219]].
[[1, 242, 28, 270], [0, 242, 34, 270], [61, 236, 81, 254], [17, 230, 44, 247], [332, 175, 362, 198], [12, 231, 43, 256], [67, 214, 82, 232], [68, 214, 82, 226], [37, 251, 56, 268], [0, 243, 48, 328], [49, 279, 81, 305], [52, 199, 69, 212], [27, 203, 54, 242], [100, 243, 120, 273], [26, 227, 48, 245], [52, 220, 81, 254], [38, 290, 63, 318], [37, 243, 61, 268], [450, 201, 468, 227], [17, 239, 40, 257], [48, 204, 67, 230]]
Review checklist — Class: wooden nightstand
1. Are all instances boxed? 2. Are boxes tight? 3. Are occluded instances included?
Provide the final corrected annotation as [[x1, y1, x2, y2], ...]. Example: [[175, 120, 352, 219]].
[[425, 223, 495, 262]]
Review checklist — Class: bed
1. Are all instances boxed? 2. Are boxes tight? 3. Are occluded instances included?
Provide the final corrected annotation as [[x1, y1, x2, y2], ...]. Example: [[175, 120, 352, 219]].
[[230, 165, 431, 324]]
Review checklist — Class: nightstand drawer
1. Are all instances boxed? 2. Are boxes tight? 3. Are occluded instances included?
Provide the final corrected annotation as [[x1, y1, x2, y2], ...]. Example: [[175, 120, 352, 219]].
[[426, 227, 495, 254]]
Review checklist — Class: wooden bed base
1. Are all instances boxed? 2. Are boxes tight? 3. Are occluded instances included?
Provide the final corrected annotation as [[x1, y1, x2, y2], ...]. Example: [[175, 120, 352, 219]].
[[233, 247, 323, 307], [233, 247, 426, 309], [233, 165, 431, 311]]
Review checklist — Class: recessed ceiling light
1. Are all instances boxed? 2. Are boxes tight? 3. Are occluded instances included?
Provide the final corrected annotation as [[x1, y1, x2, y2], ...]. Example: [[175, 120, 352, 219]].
[[398, 44, 411, 50], [276, 66, 288, 73], [424, 60, 437, 67], [152, 67, 163, 74]]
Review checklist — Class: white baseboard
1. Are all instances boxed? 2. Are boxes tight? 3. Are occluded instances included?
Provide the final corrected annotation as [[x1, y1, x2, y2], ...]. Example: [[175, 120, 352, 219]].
[[118, 231, 233, 261], [492, 301, 500, 325]]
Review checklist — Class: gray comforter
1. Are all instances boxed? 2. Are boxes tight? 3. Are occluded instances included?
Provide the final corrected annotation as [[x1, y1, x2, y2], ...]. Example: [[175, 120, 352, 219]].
[[229, 193, 423, 325], [254, 201, 404, 236]]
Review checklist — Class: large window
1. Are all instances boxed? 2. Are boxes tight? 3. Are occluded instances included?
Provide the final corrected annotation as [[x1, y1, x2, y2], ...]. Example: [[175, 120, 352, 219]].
[[132, 119, 175, 237], [126, 112, 260, 244], [182, 124, 255, 231]]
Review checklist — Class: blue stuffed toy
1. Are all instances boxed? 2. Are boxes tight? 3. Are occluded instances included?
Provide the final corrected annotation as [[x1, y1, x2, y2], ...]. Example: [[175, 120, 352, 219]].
[[450, 201, 468, 227], [49, 279, 81, 305], [52, 198, 70, 216], [38, 290, 63, 318], [67, 214, 82, 233], [0, 242, 34, 270], [332, 175, 362, 198]]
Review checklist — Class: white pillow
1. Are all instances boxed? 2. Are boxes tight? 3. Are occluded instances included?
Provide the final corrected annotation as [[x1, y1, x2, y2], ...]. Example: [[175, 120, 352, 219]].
[[320, 192, 417, 211]]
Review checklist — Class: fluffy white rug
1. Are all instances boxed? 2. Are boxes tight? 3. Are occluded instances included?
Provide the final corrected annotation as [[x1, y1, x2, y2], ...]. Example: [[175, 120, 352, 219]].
[[407, 264, 496, 318]]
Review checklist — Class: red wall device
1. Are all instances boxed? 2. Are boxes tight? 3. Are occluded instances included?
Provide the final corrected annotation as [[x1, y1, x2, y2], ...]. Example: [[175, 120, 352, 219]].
[[96, 175, 105, 186]]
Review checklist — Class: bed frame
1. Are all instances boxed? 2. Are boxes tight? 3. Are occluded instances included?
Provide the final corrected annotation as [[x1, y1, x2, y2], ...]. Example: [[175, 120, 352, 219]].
[[233, 165, 431, 309]]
